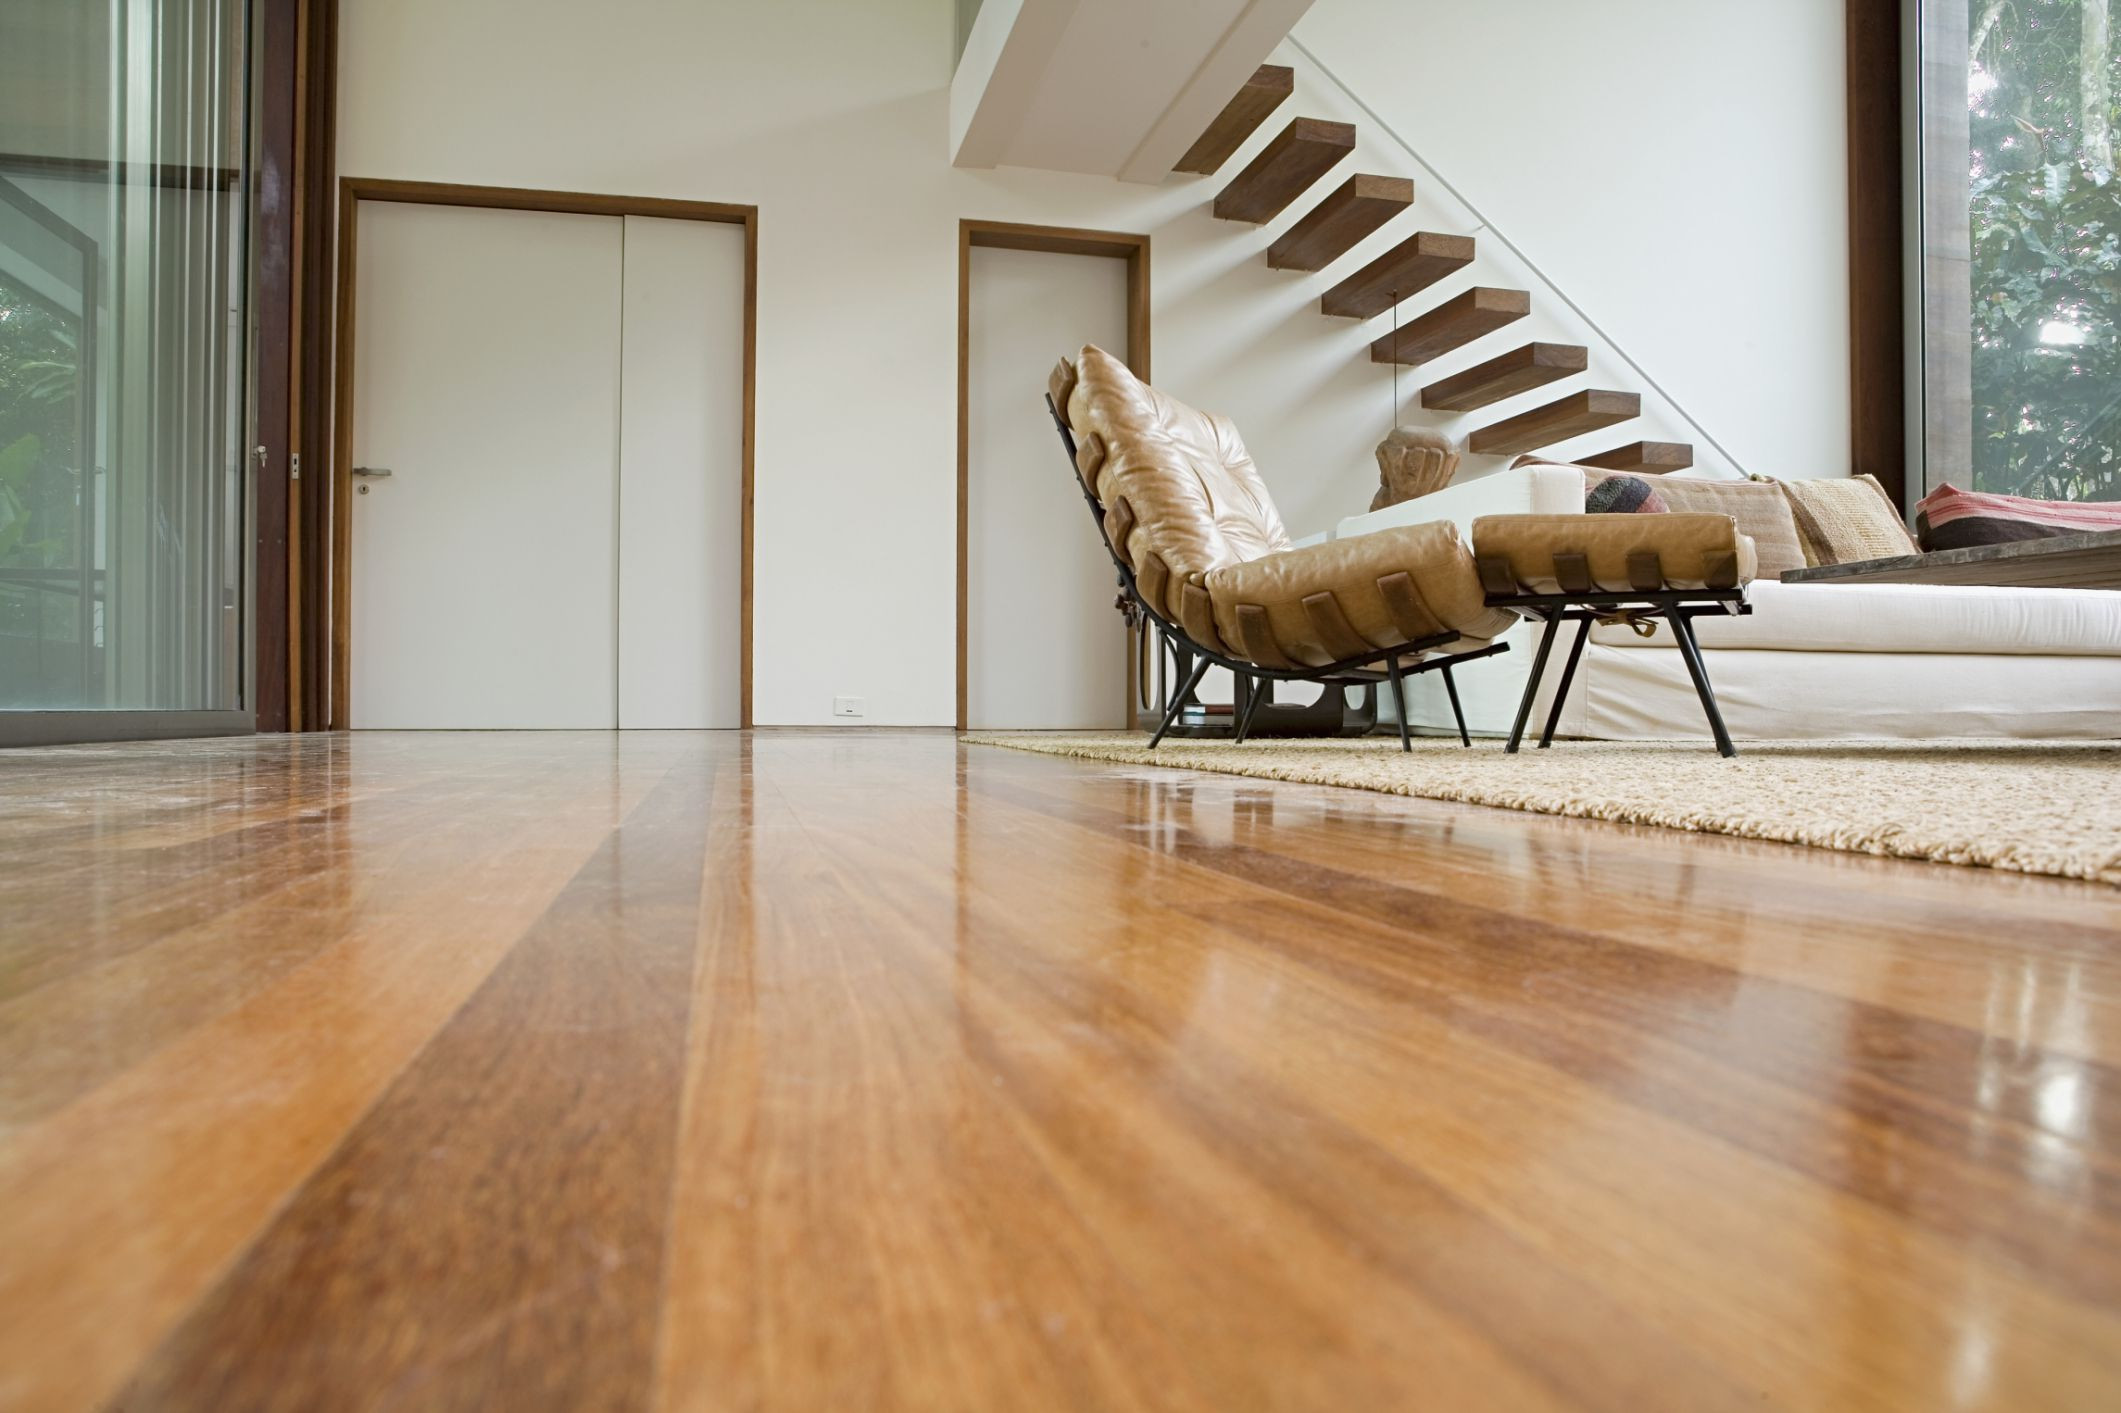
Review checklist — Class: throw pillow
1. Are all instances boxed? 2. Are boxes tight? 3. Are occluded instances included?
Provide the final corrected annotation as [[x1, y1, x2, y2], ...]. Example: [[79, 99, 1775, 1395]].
[[1914, 482, 2121, 551], [1582, 473, 1668, 514], [1779, 474, 1917, 566], [1581, 469, 1809, 576]]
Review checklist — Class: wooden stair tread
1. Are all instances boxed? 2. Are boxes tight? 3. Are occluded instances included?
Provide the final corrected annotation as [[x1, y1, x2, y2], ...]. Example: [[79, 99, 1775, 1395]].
[[1580, 441, 1694, 473], [1322, 232, 1476, 319], [1174, 65, 1295, 175], [1267, 175, 1413, 271], [1214, 118, 1356, 225], [1367, 287, 1529, 366], [1420, 343, 1587, 412], [1468, 390, 1642, 456]]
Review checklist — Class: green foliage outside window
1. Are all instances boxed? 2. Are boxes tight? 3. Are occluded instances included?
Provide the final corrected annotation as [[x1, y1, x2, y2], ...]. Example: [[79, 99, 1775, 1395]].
[[1967, 0, 2121, 501], [0, 275, 84, 645]]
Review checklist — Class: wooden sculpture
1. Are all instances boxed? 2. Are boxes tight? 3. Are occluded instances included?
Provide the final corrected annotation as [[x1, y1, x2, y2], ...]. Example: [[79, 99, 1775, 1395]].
[[1370, 425, 1460, 511]]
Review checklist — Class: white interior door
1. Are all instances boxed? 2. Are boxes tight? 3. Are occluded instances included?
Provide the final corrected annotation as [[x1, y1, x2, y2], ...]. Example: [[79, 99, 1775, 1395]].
[[966, 246, 1130, 729], [617, 215, 746, 728], [350, 201, 623, 729]]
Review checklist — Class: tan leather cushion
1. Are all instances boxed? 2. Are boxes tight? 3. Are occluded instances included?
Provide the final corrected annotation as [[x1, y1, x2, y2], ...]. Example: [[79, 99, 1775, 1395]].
[[1203, 521, 1517, 669], [1778, 474, 1916, 566], [1471, 513, 1758, 594], [1578, 470, 1806, 575], [1068, 344, 1293, 626], [1048, 356, 1078, 428]]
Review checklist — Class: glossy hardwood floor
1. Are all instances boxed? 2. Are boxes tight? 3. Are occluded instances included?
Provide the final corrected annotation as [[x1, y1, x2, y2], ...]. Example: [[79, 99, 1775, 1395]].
[[2, 730, 2118, 1412]]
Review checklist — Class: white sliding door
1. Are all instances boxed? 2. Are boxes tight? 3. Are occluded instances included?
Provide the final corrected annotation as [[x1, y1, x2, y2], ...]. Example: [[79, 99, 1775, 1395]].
[[617, 216, 746, 728], [350, 202, 623, 729], [966, 246, 1129, 729]]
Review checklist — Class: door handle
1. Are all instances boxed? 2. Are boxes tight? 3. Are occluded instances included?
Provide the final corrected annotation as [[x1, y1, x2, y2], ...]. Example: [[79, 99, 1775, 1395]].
[[352, 466, 393, 478]]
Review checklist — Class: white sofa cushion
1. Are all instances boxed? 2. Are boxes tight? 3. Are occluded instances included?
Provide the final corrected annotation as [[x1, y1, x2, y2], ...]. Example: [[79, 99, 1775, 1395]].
[[1591, 579, 2121, 656], [1563, 643, 2121, 740]]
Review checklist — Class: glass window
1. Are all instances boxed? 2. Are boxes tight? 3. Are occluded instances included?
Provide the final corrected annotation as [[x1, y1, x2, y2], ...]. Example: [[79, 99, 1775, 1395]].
[[0, 1, 251, 711], [1918, 0, 2121, 502]]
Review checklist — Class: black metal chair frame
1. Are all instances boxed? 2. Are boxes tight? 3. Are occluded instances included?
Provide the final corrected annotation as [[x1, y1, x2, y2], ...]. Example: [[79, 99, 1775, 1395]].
[[1046, 394, 1507, 751], [1487, 589, 1752, 758]]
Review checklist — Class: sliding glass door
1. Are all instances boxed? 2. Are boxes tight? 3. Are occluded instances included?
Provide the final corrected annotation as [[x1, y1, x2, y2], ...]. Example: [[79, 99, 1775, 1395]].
[[1915, 0, 2120, 502], [0, 0, 253, 734]]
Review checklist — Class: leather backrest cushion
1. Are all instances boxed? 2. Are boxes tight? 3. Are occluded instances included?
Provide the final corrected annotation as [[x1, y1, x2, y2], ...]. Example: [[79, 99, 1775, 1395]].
[[1068, 344, 1293, 597], [1048, 356, 1078, 428], [1581, 469, 1808, 576]]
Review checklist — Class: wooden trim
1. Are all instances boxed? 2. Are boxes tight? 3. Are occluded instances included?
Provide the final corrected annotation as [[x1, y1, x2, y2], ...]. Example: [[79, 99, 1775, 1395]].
[[1847, 0, 1907, 507], [251, 0, 298, 732], [0, 152, 240, 190], [956, 219, 1151, 733], [290, 0, 338, 731], [326, 180, 758, 729], [340, 178, 754, 226], [329, 185, 356, 729], [956, 223, 972, 735], [739, 208, 758, 729]]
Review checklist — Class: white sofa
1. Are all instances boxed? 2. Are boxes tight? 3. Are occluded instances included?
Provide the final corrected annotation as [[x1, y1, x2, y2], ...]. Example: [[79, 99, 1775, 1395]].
[[1335, 465, 2121, 740]]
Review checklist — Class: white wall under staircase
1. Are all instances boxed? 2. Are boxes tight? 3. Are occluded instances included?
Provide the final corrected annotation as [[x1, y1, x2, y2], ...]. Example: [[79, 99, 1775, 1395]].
[[1290, 0, 1853, 491], [339, 0, 1851, 726]]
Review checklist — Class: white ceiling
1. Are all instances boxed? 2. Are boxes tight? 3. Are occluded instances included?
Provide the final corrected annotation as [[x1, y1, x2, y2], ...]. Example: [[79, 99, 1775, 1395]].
[[952, 0, 1316, 183]]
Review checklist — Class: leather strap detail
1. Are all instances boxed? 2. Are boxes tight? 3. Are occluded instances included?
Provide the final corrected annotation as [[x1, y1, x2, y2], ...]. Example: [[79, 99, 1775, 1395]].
[[1300, 592, 1373, 663], [1554, 552, 1594, 595], [1626, 550, 1665, 592], [1375, 571, 1442, 644], [1178, 580, 1228, 656], [1104, 497, 1136, 560], [1233, 604, 1296, 670], [1137, 552, 1170, 614], [1476, 555, 1519, 598], [1073, 431, 1105, 488], [1702, 549, 1740, 590]]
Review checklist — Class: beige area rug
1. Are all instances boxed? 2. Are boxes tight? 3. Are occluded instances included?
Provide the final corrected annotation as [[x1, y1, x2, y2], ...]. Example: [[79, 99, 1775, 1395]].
[[963, 733, 2121, 885]]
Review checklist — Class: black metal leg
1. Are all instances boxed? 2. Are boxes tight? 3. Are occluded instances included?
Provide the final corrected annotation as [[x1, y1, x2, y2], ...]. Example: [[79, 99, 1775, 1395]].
[[1440, 663, 1470, 747], [1505, 614, 1563, 754], [1233, 674, 1267, 743], [1148, 655, 1213, 749], [1666, 611, 1738, 758], [1385, 655, 1412, 752], [1537, 616, 1593, 750]]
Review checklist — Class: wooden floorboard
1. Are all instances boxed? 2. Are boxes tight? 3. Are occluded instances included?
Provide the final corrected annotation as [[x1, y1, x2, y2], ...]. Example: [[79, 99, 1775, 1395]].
[[0, 729, 2115, 1411]]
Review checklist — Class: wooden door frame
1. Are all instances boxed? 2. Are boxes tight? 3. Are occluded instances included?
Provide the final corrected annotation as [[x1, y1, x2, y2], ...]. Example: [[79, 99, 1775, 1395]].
[[328, 178, 759, 729], [956, 219, 1150, 733], [252, 0, 298, 732], [1846, 0, 1908, 508], [287, 0, 338, 730]]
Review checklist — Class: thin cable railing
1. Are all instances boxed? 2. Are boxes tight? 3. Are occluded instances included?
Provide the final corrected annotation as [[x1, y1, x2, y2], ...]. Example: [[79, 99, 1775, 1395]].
[[1284, 36, 1751, 478]]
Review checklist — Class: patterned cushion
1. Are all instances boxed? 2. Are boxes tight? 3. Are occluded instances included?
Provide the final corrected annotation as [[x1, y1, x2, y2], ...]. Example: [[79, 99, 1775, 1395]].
[[1579, 469, 1809, 576], [1584, 473, 1667, 514], [1779, 474, 1916, 566], [1914, 482, 2121, 552]]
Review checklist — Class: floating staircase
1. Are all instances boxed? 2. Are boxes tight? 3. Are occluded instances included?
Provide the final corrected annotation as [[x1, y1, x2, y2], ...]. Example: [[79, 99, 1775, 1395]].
[[1368, 288, 1527, 366], [1267, 175, 1411, 271], [1213, 118, 1355, 223], [1579, 441, 1695, 473], [1419, 343, 1587, 412], [1175, 65, 1693, 466], [1173, 63, 1294, 175], [1320, 231, 1473, 318], [1468, 390, 1641, 456]]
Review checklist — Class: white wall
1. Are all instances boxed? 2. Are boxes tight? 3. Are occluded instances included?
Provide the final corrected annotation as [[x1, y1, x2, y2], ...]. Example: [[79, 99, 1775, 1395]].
[[1291, 0, 1852, 484], [338, 0, 1850, 726]]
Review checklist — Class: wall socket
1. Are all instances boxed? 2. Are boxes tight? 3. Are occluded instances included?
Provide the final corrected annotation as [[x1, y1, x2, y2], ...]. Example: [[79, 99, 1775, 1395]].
[[832, 695, 865, 718]]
